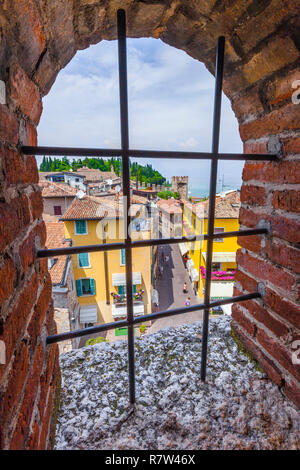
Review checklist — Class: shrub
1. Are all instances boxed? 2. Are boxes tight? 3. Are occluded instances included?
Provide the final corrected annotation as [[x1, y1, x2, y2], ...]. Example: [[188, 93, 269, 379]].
[[85, 336, 107, 346]]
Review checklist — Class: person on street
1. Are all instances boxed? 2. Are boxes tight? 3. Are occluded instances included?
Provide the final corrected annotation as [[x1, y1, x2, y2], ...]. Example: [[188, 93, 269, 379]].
[[184, 297, 191, 307], [183, 282, 188, 293]]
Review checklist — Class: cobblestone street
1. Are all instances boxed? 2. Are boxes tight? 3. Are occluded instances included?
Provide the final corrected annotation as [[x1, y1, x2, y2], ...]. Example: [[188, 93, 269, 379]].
[[148, 244, 202, 334]]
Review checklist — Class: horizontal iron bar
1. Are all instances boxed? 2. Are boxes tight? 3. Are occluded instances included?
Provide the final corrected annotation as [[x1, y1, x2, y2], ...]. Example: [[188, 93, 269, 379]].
[[21, 145, 278, 161], [37, 228, 268, 259], [46, 291, 261, 344], [37, 241, 126, 258]]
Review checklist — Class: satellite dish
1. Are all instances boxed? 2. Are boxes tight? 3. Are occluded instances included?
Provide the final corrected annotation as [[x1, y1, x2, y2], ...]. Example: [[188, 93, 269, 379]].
[[76, 190, 85, 200], [115, 185, 121, 193]]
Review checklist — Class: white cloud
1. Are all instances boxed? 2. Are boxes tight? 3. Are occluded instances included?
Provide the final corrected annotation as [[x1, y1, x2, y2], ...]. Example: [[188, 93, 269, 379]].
[[38, 38, 243, 194]]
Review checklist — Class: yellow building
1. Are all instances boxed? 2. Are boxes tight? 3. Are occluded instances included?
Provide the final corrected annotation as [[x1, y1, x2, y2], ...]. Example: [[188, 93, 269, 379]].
[[61, 195, 154, 332], [181, 191, 240, 302]]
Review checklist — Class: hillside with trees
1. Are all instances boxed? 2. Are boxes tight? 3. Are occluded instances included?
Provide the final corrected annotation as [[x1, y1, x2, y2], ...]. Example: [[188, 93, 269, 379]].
[[39, 157, 167, 185]]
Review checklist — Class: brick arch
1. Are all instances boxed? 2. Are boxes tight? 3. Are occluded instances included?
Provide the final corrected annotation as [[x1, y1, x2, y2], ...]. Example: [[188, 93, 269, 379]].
[[0, 1, 299, 449]]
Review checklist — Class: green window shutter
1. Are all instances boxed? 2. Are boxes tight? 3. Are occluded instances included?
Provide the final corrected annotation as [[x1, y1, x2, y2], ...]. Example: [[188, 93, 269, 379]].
[[90, 278, 96, 295], [121, 249, 125, 265], [76, 220, 87, 234], [133, 285, 136, 294], [76, 280, 82, 296], [118, 285, 124, 295], [79, 252, 89, 267]]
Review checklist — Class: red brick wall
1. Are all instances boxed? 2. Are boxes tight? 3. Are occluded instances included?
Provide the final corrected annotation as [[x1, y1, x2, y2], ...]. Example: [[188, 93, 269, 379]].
[[231, 69, 300, 409], [0, 60, 59, 449]]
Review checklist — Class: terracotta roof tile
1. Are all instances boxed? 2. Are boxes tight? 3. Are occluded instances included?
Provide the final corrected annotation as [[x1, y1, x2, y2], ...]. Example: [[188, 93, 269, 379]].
[[60, 195, 122, 220], [45, 222, 70, 285], [40, 181, 78, 198], [184, 190, 240, 219]]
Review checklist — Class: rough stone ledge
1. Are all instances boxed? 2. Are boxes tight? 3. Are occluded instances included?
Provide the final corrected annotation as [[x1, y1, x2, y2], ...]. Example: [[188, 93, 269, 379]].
[[55, 317, 300, 450]]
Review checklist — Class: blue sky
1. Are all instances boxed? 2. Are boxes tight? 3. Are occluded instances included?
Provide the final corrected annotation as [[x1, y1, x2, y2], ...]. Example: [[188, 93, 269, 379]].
[[38, 38, 243, 195]]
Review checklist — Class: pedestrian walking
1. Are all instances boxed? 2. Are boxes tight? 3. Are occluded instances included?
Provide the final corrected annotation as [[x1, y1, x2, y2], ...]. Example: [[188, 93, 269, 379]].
[[183, 282, 188, 294], [165, 255, 169, 265], [184, 297, 191, 307]]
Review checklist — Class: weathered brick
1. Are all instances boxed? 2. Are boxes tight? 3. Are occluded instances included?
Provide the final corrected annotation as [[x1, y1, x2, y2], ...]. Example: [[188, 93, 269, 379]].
[[232, 86, 263, 120], [240, 184, 267, 206], [0, 197, 31, 251], [26, 420, 40, 450], [0, 342, 29, 429], [233, 293, 289, 340], [231, 321, 284, 386], [257, 328, 300, 383], [237, 234, 262, 253], [281, 136, 300, 157], [9, 62, 42, 125], [0, 104, 18, 144], [231, 304, 256, 336], [236, 0, 299, 55], [266, 69, 300, 108], [265, 240, 300, 274], [239, 208, 300, 244], [234, 268, 258, 293], [10, 345, 44, 449], [0, 272, 38, 369], [27, 276, 52, 353], [242, 160, 300, 183], [272, 189, 300, 213], [265, 288, 300, 330], [243, 140, 268, 155], [237, 250, 296, 292], [283, 380, 300, 409], [240, 103, 300, 141], [19, 232, 35, 272], [29, 190, 43, 220], [0, 256, 15, 307]]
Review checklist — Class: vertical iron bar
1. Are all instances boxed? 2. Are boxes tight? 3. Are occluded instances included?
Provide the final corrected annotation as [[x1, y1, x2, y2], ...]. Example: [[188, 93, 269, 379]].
[[201, 36, 225, 381], [117, 9, 135, 403]]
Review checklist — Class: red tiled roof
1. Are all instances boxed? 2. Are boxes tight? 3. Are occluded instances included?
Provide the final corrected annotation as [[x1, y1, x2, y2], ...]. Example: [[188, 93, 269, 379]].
[[157, 199, 182, 214], [76, 167, 115, 182], [40, 181, 78, 198], [183, 190, 240, 219], [60, 195, 122, 220], [45, 222, 70, 285]]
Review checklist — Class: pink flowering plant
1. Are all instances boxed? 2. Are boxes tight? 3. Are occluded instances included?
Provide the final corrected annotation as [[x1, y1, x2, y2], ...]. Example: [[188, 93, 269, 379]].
[[200, 266, 235, 281]]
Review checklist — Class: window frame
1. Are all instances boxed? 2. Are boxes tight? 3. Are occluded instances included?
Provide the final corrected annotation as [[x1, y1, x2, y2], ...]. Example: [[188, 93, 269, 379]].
[[77, 252, 91, 268], [74, 220, 88, 235], [76, 278, 96, 297]]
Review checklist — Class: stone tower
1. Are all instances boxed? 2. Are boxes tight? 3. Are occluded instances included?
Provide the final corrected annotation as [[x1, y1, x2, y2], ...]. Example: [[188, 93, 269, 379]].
[[171, 176, 188, 200]]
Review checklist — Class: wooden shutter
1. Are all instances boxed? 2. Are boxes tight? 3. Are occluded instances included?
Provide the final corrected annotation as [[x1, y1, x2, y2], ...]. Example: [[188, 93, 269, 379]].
[[79, 252, 89, 267], [76, 280, 82, 296], [121, 248, 125, 265], [90, 278, 96, 295]]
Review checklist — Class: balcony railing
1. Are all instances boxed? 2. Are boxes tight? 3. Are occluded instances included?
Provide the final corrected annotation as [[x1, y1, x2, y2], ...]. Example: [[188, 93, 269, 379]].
[[22, 9, 278, 404]]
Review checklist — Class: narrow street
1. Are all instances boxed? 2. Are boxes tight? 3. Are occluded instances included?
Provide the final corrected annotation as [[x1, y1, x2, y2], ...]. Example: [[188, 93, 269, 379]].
[[147, 244, 203, 334]]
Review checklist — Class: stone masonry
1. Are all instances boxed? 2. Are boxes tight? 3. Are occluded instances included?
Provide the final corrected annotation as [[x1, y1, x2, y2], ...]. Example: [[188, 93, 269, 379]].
[[0, 0, 299, 450]]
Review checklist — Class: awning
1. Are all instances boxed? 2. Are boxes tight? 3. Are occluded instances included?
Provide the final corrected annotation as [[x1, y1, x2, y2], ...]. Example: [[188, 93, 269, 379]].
[[186, 259, 194, 270], [190, 268, 199, 282], [80, 304, 97, 323], [112, 272, 142, 286], [210, 281, 234, 298], [221, 303, 233, 316], [202, 252, 236, 263], [111, 303, 145, 319], [179, 243, 189, 256]]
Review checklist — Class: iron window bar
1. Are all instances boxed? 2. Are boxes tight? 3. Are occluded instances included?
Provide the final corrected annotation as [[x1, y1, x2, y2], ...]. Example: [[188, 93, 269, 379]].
[[22, 9, 279, 403]]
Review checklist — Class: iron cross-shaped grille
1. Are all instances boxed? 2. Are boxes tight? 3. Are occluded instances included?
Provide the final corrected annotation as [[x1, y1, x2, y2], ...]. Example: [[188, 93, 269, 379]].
[[22, 9, 278, 403]]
